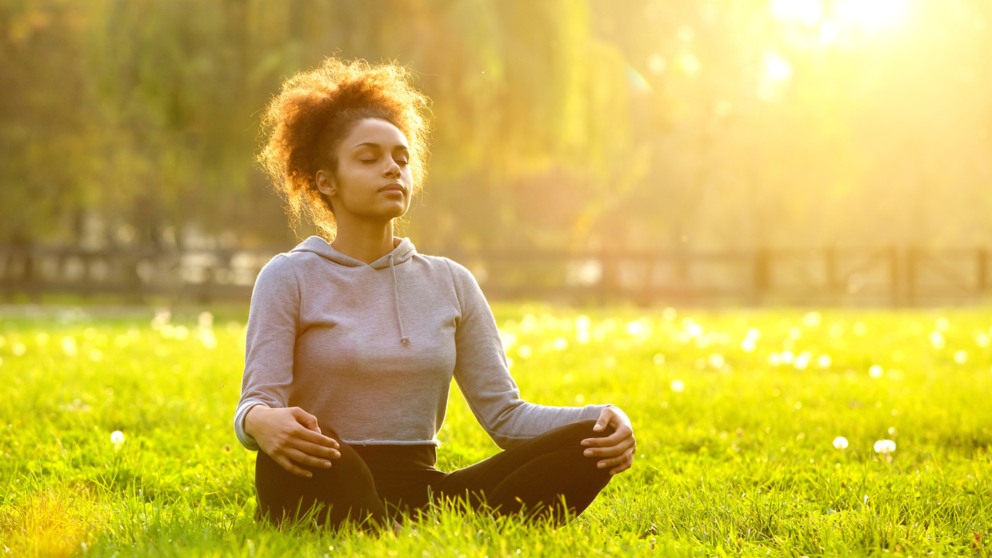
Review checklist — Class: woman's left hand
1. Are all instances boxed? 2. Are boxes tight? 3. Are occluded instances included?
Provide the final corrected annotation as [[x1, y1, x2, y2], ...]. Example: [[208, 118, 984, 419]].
[[581, 406, 636, 475]]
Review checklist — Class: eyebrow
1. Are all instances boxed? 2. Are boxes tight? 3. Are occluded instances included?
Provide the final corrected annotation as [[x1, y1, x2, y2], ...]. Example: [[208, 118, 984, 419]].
[[350, 142, 409, 151]]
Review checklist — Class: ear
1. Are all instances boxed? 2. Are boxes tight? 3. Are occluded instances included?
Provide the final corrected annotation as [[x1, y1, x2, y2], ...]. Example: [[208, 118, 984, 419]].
[[315, 169, 335, 197]]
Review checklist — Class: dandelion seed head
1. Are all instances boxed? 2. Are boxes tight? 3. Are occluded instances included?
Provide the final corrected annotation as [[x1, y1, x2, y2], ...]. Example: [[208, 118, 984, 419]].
[[929, 331, 945, 350], [12, 342, 26, 356], [793, 352, 811, 370], [873, 439, 896, 454], [151, 309, 171, 330], [197, 311, 214, 328], [709, 354, 726, 369], [552, 337, 568, 351], [833, 436, 849, 450], [740, 337, 757, 352], [625, 320, 649, 337], [869, 365, 884, 378], [817, 354, 832, 368], [35, 332, 50, 346], [953, 350, 967, 364], [652, 353, 666, 366], [935, 317, 950, 332], [670, 379, 685, 393], [111, 430, 125, 449], [61, 336, 78, 357], [976, 333, 989, 348], [517, 345, 532, 359], [198, 330, 218, 350], [682, 320, 704, 339], [853, 322, 868, 336]]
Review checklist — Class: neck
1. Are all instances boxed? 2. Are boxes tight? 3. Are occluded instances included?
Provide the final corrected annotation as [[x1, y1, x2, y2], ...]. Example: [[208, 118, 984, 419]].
[[331, 220, 396, 264]]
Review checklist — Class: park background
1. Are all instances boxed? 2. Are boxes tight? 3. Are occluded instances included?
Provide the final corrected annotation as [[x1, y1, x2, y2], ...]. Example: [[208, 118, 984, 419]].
[[2, 0, 991, 306], [3, 2, 992, 557]]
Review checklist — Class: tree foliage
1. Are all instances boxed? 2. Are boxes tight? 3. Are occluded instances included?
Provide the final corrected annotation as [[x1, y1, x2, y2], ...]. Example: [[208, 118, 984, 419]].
[[1, 0, 989, 252]]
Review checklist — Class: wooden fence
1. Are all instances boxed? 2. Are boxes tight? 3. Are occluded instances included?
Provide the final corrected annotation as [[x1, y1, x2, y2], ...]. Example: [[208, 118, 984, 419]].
[[0, 244, 989, 307]]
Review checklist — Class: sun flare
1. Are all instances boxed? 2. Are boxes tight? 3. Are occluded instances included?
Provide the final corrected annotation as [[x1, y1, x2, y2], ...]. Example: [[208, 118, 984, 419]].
[[771, 0, 912, 37]]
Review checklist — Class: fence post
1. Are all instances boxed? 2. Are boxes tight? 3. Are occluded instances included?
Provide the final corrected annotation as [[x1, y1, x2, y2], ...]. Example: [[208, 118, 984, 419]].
[[978, 247, 989, 292], [753, 247, 770, 305], [888, 245, 901, 308], [825, 245, 839, 295], [905, 245, 919, 307]]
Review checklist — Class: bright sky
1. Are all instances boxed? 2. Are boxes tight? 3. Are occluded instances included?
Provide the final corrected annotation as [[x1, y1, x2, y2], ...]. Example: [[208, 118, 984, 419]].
[[771, 0, 912, 37]]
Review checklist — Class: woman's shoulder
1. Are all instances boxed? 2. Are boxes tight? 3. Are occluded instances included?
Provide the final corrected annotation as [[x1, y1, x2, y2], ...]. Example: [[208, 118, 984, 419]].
[[415, 252, 476, 282], [254, 242, 317, 286]]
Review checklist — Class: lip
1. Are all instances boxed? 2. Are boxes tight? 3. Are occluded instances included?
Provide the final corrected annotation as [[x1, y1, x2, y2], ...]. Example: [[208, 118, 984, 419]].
[[378, 184, 406, 195]]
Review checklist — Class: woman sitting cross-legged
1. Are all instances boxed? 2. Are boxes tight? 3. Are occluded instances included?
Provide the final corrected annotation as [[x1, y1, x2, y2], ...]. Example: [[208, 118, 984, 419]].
[[234, 57, 636, 530]]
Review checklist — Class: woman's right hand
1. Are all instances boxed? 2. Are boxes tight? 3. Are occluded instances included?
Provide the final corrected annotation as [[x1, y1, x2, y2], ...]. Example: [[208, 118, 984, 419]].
[[243, 405, 341, 478]]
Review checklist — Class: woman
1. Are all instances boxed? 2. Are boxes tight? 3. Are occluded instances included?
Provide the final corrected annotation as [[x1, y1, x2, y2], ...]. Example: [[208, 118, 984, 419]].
[[235, 57, 635, 529]]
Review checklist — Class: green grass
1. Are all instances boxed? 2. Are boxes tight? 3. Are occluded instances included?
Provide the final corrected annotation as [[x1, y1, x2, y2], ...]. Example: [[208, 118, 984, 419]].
[[1, 303, 990, 556]]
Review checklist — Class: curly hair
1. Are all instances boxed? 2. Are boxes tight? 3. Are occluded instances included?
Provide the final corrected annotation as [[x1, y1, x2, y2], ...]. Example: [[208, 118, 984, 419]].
[[257, 57, 431, 238]]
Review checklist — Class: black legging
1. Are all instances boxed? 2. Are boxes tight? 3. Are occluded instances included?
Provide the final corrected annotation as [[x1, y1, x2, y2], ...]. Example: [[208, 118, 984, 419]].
[[254, 420, 614, 529]]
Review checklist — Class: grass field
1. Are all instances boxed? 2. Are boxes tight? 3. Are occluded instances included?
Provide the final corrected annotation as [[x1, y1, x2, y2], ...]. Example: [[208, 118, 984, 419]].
[[1, 303, 990, 557]]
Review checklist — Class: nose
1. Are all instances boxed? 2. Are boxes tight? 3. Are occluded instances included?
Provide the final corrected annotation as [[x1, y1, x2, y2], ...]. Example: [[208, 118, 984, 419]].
[[384, 159, 401, 178]]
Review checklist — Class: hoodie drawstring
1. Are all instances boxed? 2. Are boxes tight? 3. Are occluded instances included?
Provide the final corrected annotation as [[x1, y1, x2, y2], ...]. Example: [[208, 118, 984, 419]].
[[389, 254, 411, 346]]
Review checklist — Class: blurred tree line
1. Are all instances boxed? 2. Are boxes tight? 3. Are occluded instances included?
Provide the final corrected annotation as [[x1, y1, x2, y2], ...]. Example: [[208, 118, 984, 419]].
[[2, 0, 990, 255]]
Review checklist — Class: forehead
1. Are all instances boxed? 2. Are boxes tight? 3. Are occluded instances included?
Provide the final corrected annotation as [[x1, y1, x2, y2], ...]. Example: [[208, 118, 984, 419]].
[[344, 118, 409, 149]]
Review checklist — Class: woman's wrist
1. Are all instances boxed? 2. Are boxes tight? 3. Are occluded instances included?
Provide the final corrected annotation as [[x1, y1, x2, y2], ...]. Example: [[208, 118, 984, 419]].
[[243, 404, 269, 438]]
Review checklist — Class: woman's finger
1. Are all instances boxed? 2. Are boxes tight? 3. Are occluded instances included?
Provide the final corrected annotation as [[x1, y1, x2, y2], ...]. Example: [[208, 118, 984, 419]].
[[290, 438, 341, 461], [582, 430, 623, 448], [585, 436, 635, 458], [584, 439, 632, 457], [274, 454, 316, 478], [285, 447, 335, 470], [295, 425, 340, 450]]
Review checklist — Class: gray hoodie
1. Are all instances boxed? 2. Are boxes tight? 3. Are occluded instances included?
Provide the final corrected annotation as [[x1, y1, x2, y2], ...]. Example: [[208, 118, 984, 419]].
[[234, 236, 606, 450]]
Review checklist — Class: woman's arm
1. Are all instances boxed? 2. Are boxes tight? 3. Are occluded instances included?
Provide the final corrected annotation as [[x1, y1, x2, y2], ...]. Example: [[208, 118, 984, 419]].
[[446, 260, 609, 447], [235, 255, 339, 477]]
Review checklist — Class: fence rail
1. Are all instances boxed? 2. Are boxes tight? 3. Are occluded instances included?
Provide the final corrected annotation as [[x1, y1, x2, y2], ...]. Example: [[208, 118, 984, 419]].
[[1, 245, 989, 307]]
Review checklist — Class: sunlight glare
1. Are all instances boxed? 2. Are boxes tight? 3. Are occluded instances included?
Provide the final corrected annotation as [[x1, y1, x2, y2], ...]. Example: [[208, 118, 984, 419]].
[[771, 0, 824, 26], [835, 0, 911, 34], [764, 51, 794, 82]]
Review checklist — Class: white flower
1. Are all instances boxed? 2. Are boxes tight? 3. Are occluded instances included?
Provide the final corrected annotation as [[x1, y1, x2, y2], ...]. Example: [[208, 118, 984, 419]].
[[833, 436, 849, 450], [873, 439, 896, 454], [111, 430, 126, 449]]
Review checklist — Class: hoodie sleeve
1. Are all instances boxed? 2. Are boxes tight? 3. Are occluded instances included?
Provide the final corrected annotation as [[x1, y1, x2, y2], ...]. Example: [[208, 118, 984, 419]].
[[233, 255, 300, 450], [446, 260, 607, 449]]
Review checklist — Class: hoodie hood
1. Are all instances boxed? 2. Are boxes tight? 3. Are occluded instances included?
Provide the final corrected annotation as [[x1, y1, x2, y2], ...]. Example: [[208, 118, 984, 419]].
[[291, 236, 417, 269], [291, 235, 415, 346]]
